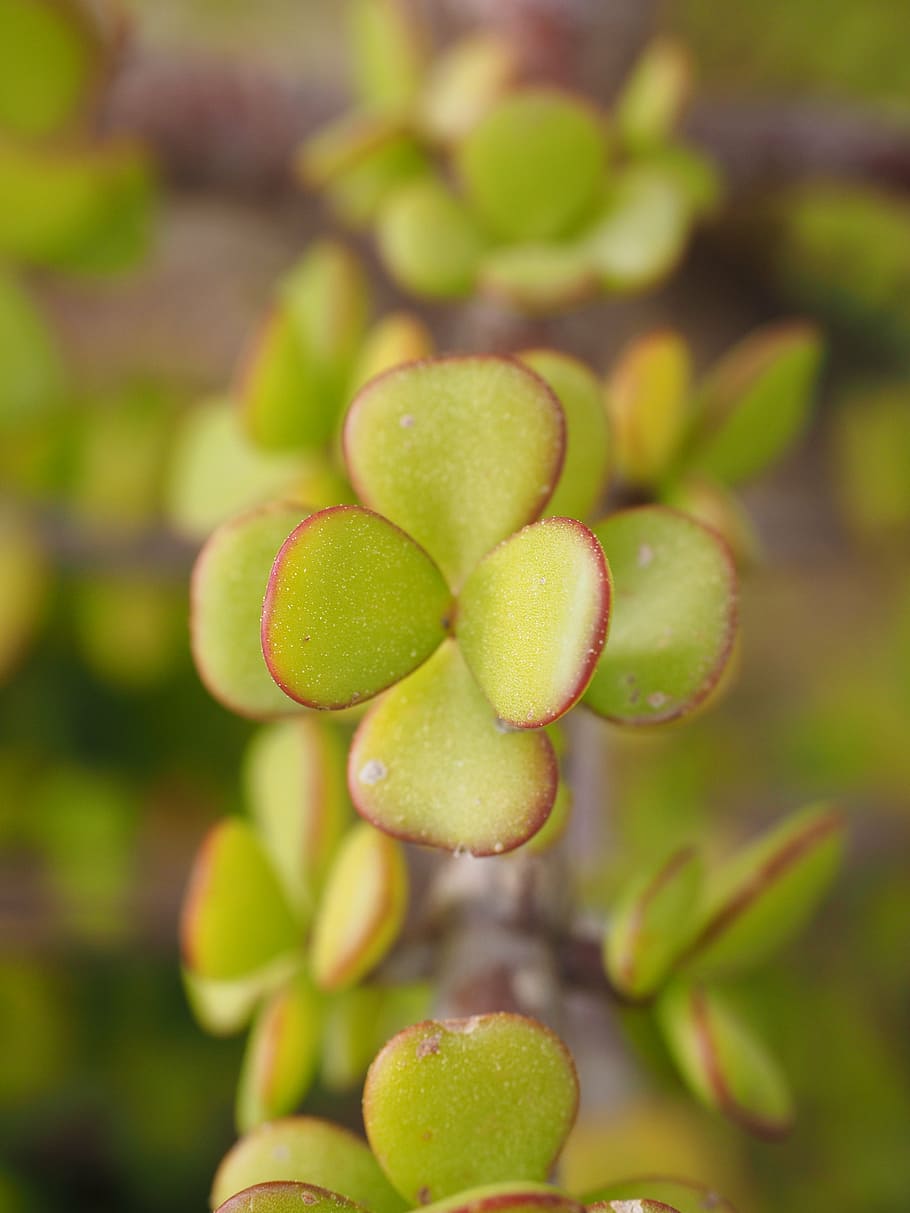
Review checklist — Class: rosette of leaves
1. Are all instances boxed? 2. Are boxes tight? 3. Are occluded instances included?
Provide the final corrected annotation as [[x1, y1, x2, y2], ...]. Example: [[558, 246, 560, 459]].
[[209, 1011, 730, 1213], [602, 803, 844, 1138], [299, 1, 719, 309], [179, 713, 426, 1131], [190, 354, 739, 853], [166, 240, 434, 540], [604, 322, 824, 563]]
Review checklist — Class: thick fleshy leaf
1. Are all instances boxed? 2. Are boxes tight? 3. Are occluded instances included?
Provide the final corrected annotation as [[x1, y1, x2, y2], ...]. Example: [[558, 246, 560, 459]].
[[660, 477, 760, 568], [657, 984, 794, 1139], [0, 274, 65, 431], [418, 35, 517, 143], [215, 1183, 367, 1213], [378, 178, 484, 298], [349, 641, 557, 854], [321, 982, 432, 1092], [679, 804, 844, 979], [347, 0, 426, 114], [604, 848, 703, 1000], [614, 38, 692, 154], [244, 719, 350, 916], [211, 1118, 407, 1213], [180, 819, 299, 981], [350, 311, 435, 396], [344, 356, 565, 585], [423, 1186, 585, 1213], [363, 1015, 579, 1204], [584, 1178, 734, 1213], [182, 956, 298, 1038], [325, 136, 429, 229], [523, 779, 571, 854], [457, 89, 605, 242], [605, 332, 692, 487], [687, 323, 823, 485], [236, 974, 324, 1132], [191, 502, 309, 718], [300, 112, 407, 187], [262, 505, 451, 710], [310, 823, 408, 991], [584, 508, 737, 725], [457, 518, 610, 727], [519, 350, 610, 519], [587, 166, 690, 291], [239, 244, 369, 452], [480, 242, 597, 312]]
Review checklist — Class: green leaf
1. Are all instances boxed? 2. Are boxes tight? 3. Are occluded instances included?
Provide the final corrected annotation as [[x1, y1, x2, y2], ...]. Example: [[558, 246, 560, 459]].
[[422, 1186, 585, 1213], [182, 956, 298, 1038], [347, 0, 426, 114], [211, 1118, 407, 1213], [191, 502, 309, 719], [244, 719, 350, 917], [344, 356, 565, 586], [660, 477, 760, 568], [321, 982, 432, 1092], [605, 331, 692, 487], [604, 848, 703, 1000], [614, 38, 692, 154], [378, 177, 485, 298], [584, 507, 738, 725], [687, 323, 823, 485], [349, 641, 558, 855], [457, 89, 605, 241], [456, 518, 610, 727], [584, 1178, 734, 1213], [262, 505, 451, 710], [0, 273, 65, 432], [215, 1183, 368, 1213], [519, 350, 610, 518], [832, 386, 910, 540], [0, 509, 48, 682], [418, 34, 517, 143], [236, 974, 324, 1132], [480, 242, 598, 312], [240, 244, 369, 452], [350, 311, 435, 396], [586, 166, 690, 291], [324, 136, 430, 229], [310, 823, 408, 991], [165, 399, 308, 540], [657, 983, 794, 1139], [522, 779, 571, 854], [180, 819, 299, 982], [363, 1015, 579, 1204], [679, 804, 844, 979], [0, 0, 99, 137], [299, 112, 408, 187]]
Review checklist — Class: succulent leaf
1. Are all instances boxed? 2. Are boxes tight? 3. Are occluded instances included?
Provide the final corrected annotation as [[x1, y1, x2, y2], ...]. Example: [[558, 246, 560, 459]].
[[418, 34, 518, 143], [605, 332, 692, 487], [347, 0, 426, 114], [215, 1182, 369, 1213], [378, 177, 485, 297], [420, 1185, 586, 1213], [351, 312, 435, 396], [321, 982, 432, 1092], [584, 1178, 735, 1213], [182, 955, 299, 1038], [587, 166, 690, 291], [480, 241, 598, 312], [614, 38, 693, 153]]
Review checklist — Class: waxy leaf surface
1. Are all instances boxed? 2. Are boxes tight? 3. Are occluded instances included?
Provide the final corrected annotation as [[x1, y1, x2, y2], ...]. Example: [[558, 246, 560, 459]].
[[181, 819, 298, 982], [519, 350, 610, 519], [584, 508, 737, 724], [212, 1117, 406, 1213], [262, 506, 450, 709], [191, 502, 309, 718], [344, 357, 565, 585], [584, 1177, 735, 1213], [680, 804, 844, 979], [378, 178, 484, 297], [457, 90, 604, 241], [657, 984, 794, 1139], [605, 847, 703, 999], [310, 822, 408, 991], [480, 242, 597, 312], [587, 167, 689, 291], [421, 1185, 585, 1213], [351, 311, 435, 396], [349, 642, 557, 854], [363, 1015, 578, 1204], [606, 332, 691, 487], [182, 955, 298, 1038], [457, 518, 610, 727], [215, 1183, 367, 1213], [321, 981, 432, 1092]]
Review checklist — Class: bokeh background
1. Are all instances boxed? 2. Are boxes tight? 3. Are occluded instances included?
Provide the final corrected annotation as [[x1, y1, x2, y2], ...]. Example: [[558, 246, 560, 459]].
[[1, 2, 908, 1211]]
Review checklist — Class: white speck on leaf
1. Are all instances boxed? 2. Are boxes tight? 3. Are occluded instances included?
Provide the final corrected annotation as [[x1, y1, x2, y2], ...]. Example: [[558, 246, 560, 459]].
[[359, 759, 387, 785], [637, 543, 654, 568]]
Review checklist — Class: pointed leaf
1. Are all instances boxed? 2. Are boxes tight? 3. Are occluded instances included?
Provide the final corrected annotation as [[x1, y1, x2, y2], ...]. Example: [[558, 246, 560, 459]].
[[236, 974, 324, 1132], [614, 38, 692, 153], [584, 1179, 734, 1213], [191, 502, 309, 718], [587, 166, 690, 291], [584, 508, 738, 725], [244, 718, 350, 916], [457, 518, 610, 727], [679, 804, 844, 979], [457, 89, 605, 242], [688, 323, 823, 485], [349, 641, 557, 854], [310, 823, 408, 991], [657, 984, 794, 1139], [215, 1183, 368, 1213], [423, 1186, 585, 1213], [212, 1118, 407, 1213], [182, 956, 298, 1038], [344, 356, 565, 585], [418, 34, 517, 143], [347, 0, 426, 114], [604, 848, 703, 1000], [480, 242, 597, 312], [378, 177, 485, 298], [364, 1015, 579, 1204], [180, 819, 299, 982], [350, 311, 435, 396], [605, 332, 692, 487], [262, 505, 451, 710], [519, 350, 611, 519]]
